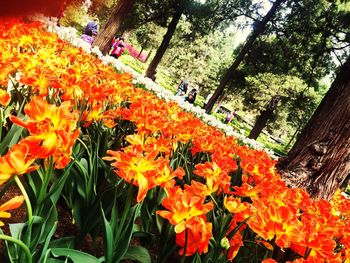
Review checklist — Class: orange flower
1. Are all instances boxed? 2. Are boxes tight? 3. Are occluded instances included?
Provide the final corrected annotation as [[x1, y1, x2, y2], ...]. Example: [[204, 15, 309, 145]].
[[81, 102, 104, 127], [151, 159, 184, 189], [103, 149, 160, 202], [290, 199, 342, 262], [224, 196, 249, 214], [262, 259, 278, 263], [0, 196, 24, 227], [0, 89, 10, 107], [175, 216, 212, 256], [232, 183, 260, 198], [0, 142, 39, 185], [224, 219, 246, 260], [248, 201, 304, 248], [10, 96, 79, 167], [157, 186, 213, 233], [227, 229, 243, 260], [191, 130, 222, 155], [185, 180, 214, 197], [194, 161, 231, 195]]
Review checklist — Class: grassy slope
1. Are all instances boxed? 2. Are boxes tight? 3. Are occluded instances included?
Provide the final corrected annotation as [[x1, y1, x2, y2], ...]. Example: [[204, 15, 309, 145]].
[[119, 54, 288, 156]]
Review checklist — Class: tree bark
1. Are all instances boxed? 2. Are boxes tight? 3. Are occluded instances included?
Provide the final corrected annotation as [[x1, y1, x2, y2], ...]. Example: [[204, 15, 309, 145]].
[[248, 96, 280, 140], [93, 0, 136, 55], [278, 56, 350, 200], [137, 46, 144, 59], [204, 0, 285, 114], [145, 8, 183, 79]]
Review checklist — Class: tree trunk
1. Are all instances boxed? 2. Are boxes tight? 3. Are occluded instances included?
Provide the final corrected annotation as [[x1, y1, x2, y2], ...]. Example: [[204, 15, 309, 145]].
[[93, 0, 136, 55], [137, 46, 144, 58], [204, 0, 285, 114], [145, 50, 152, 63], [248, 96, 280, 140], [278, 56, 350, 200], [145, 8, 183, 79]]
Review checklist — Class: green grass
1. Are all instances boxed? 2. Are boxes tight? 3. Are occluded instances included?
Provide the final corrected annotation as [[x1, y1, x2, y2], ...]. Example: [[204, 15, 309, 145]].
[[119, 54, 146, 74]]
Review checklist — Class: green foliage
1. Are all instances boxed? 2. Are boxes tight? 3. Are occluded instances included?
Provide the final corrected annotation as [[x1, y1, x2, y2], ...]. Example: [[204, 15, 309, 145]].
[[60, 2, 89, 33], [161, 21, 233, 92], [240, 73, 323, 139]]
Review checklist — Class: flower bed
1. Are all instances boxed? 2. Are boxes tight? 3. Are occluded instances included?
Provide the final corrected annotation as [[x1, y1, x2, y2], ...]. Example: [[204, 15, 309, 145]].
[[41, 16, 275, 158], [0, 19, 349, 263]]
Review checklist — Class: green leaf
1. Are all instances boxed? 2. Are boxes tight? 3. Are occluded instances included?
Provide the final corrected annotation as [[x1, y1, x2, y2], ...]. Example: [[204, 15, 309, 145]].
[[0, 124, 24, 155], [101, 206, 114, 263], [191, 253, 202, 263], [9, 223, 24, 239], [49, 237, 75, 249], [49, 248, 101, 263], [37, 222, 58, 263], [0, 228, 17, 262], [44, 259, 66, 263], [47, 161, 75, 205], [156, 214, 163, 234], [114, 205, 140, 262], [123, 246, 151, 263]]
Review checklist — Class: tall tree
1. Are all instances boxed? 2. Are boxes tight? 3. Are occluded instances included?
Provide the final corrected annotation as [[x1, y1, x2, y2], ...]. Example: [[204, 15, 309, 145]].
[[204, 0, 285, 114], [248, 95, 281, 139], [224, 0, 343, 140], [144, 0, 253, 79], [278, 56, 350, 200], [145, 4, 184, 79], [93, 0, 136, 54]]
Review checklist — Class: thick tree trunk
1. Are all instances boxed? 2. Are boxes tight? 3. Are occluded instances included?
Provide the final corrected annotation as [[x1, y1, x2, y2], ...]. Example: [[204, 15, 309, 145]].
[[204, 0, 285, 114], [93, 0, 136, 55], [145, 8, 183, 79], [278, 56, 350, 200], [248, 96, 280, 140]]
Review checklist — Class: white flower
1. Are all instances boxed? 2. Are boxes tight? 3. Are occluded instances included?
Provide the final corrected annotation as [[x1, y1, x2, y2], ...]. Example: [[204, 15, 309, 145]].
[[45, 21, 276, 158]]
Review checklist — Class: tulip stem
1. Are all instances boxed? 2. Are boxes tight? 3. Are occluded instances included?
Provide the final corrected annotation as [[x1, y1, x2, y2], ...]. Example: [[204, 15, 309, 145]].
[[0, 234, 32, 263], [14, 175, 32, 222]]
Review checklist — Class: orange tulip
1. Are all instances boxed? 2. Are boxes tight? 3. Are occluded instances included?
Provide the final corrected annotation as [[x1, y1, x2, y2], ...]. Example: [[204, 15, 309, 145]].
[[0, 89, 10, 107], [103, 149, 160, 202], [0, 196, 24, 226], [0, 142, 39, 185], [248, 201, 304, 248], [194, 161, 231, 195], [10, 97, 79, 167], [175, 216, 212, 256], [157, 186, 213, 233]]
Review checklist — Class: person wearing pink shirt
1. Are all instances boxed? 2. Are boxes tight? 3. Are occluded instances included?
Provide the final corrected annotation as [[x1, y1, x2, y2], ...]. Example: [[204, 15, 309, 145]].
[[109, 37, 125, 59]]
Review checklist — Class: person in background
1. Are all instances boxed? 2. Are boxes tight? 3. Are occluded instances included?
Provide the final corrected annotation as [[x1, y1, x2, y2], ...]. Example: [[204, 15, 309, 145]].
[[84, 16, 99, 35], [223, 111, 234, 124], [203, 92, 213, 109], [111, 34, 122, 46], [176, 80, 189, 96], [109, 37, 125, 59], [185, 88, 197, 104], [81, 29, 97, 45]]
